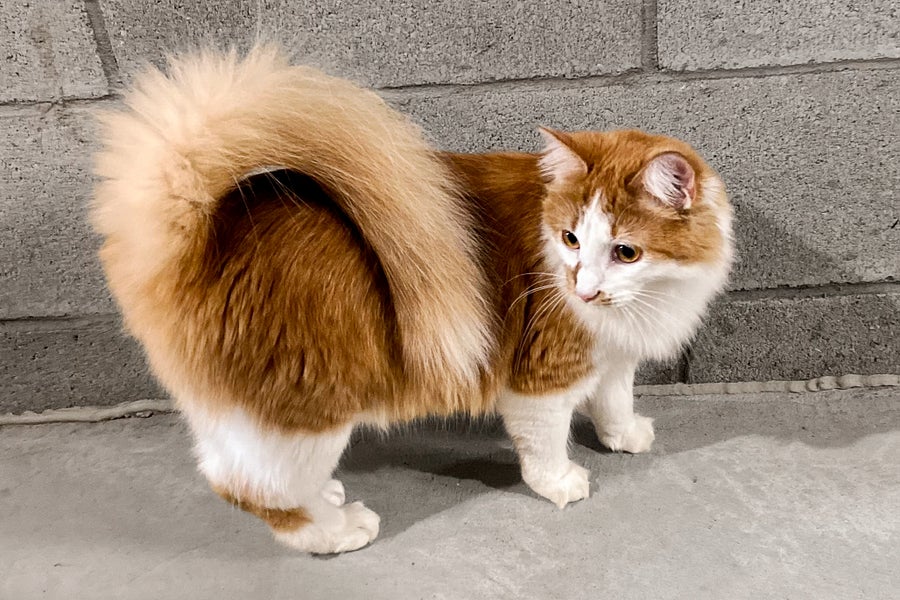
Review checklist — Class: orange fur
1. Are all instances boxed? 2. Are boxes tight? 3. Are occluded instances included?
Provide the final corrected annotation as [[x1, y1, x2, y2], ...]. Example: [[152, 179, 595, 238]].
[[539, 130, 728, 265], [92, 46, 493, 428], [213, 485, 311, 532], [92, 47, 732, 552]]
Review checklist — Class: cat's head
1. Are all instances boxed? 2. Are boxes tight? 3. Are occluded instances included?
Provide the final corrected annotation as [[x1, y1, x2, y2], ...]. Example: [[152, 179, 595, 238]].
[[538, 128, 733, 358]]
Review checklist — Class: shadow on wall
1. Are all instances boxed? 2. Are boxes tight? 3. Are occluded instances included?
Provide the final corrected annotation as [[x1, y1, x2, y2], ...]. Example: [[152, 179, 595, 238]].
[[686, 200, 899, 383]]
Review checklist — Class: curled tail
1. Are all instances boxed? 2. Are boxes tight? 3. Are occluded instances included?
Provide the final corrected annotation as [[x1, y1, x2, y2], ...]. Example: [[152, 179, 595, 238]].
[[92, 45, 492, 388]]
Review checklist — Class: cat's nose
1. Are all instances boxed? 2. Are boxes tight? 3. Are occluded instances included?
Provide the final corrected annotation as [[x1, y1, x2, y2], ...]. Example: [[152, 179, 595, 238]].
[[576, 289, 602, 303], [575, 269, 605, 302]]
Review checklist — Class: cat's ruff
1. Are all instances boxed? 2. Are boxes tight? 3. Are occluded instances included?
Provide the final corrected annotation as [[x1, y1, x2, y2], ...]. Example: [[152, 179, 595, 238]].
[[92, 46, 733, 554]]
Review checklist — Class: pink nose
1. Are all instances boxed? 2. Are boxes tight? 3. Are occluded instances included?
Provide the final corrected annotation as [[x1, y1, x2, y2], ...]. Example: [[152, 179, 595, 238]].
[[577, 289, 602, 303]]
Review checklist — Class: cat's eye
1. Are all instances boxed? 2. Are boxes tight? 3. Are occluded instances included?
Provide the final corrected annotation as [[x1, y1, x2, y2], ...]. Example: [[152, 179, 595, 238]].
[[562, 230, 580, 249], [614, 244, 642, 263]]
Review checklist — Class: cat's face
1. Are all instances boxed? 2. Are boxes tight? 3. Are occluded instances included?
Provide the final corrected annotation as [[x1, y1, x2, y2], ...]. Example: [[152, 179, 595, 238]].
[[538, 129, 733, 356]]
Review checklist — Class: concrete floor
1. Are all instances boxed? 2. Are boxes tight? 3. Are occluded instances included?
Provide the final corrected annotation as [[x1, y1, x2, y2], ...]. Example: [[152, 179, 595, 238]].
[[1, 387, 898, 600]]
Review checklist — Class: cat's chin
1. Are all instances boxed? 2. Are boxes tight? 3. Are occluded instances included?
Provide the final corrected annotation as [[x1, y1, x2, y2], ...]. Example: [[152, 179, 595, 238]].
[[563, 285, 711, 362], [563, 294, 616, 328]]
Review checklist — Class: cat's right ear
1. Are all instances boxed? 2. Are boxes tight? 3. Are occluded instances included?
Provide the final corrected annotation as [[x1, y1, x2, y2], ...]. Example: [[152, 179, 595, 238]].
[[642, 152, 696, 210], [538, 127, 587, 184]]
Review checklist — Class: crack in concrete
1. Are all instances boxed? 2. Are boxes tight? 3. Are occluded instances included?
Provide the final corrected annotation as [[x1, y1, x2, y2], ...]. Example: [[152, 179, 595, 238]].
[[82, 0, 121, 89], [378, 56, 900, 98], [641, 0, 659, 71]]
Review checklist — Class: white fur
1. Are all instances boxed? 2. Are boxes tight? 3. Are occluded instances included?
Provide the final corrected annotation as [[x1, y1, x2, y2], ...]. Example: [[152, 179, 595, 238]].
[[582, 261, 728, 360], [275, 502, 380, 554], [497, 376, 599, 508], [571, 193, 614, 300], [524, 170, 733, 473], [580, 355, 655, 453], [498, 361, 656, 509], [181, 405, 379, 554], [704, 176, 735, 266], [543, 183, 732, 361]]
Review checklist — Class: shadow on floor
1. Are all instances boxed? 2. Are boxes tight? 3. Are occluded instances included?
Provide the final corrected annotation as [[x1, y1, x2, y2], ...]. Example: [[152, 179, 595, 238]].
[[333, 387, 900, 540]]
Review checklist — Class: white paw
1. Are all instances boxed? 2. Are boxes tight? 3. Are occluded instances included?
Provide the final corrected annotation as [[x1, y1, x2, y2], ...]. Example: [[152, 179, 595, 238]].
[[329, 502, 380, 553], [600, 414, 655, 453], [523, 461, 591, 509], [321, 479, 346, 506], [275, 501, 380, 554]]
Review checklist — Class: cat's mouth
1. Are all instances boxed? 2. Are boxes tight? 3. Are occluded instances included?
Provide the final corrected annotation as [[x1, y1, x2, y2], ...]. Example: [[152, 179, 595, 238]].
[[593, 292, 613, 306], [573, 290, 613, 306]]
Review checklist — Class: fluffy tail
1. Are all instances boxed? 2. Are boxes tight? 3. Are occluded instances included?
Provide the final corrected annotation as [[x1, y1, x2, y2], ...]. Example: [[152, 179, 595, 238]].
[[92, 45, 492, 388]]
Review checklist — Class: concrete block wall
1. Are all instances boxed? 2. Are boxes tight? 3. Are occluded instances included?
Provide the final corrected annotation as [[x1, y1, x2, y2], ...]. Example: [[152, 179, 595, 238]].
[[1, 1, 898, 413]]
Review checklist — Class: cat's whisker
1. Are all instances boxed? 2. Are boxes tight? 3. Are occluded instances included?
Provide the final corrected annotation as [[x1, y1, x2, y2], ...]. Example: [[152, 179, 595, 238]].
[[514, 289, 568, 374], [626, 296, 675, 331], [618, 304, 664, 356], [518, 291, 561, 348], [632, 288, 689, 305], [631, 291, 679, 304], [623, 295, 671, 311], [516, 282, 560, 296], [616, 302, 639, 337], [613, 296, 667, 335], [505, 283, 565, 318], [502, 271, 564, 287], [624, 298, 683, 351], [621, 304, 665, 357], [627, 297, 670, 319]]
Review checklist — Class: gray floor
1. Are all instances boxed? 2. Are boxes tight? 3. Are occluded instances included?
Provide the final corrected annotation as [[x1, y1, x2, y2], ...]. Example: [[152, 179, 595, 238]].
[[1, 388, 898, 600]]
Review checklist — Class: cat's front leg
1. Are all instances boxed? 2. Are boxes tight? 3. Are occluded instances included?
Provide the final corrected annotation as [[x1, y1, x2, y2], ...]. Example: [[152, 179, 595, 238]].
[[497, 389, 590, 509], [587, 359, 655, 453]]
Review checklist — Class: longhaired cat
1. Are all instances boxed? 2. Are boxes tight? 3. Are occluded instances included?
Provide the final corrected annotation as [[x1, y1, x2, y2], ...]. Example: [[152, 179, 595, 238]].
[[92, 46, 733, 554]]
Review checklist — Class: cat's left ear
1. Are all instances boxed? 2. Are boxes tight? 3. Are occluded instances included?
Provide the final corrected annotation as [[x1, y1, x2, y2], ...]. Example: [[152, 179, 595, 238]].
[[642, 152, 696, 210], [538, 127, 587, 183]]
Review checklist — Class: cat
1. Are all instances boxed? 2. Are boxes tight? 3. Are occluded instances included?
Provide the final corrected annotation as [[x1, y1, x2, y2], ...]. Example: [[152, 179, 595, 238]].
[[91, 46, 733, 554]]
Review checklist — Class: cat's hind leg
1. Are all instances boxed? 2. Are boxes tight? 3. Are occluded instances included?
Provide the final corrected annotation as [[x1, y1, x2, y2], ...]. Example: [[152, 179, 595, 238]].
[[497, 387, 592, 509], [587, 359, 655, 454], [184, 405, 379, 554]]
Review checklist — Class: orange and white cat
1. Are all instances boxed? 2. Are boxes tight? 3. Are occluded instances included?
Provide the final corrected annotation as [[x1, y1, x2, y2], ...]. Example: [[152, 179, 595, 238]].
[[92, 46, 733, 554]]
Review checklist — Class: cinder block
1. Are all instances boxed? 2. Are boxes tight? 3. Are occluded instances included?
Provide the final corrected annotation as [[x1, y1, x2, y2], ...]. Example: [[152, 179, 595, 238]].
[[0, 106, 114, 319], [688, 292, 900, 384], [658, 0, 900, 72], [0, 2, 108, 102], [636, 361, 681, 386], [98, 0, 643, 87], [0, 317, 163, 414], [396, 68, 900, 290]]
